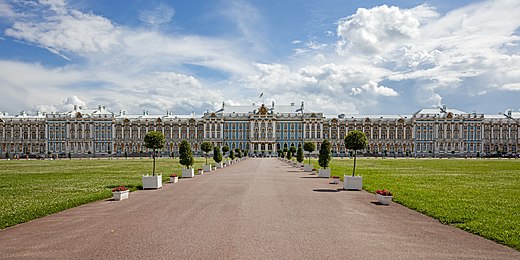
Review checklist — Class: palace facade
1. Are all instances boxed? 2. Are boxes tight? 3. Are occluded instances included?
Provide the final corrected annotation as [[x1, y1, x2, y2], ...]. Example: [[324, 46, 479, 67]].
[[0, 102, 518, 158]]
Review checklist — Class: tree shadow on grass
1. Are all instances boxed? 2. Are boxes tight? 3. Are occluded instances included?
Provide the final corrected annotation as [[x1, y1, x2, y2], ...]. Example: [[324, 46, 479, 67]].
[[313, 188, 340, 192]]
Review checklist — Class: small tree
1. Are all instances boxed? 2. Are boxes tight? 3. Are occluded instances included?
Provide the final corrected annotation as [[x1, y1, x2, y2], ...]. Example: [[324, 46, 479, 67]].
[[230, 149, 235, 160], [318, 139, 331, 169], [179, 140, 194, 169], [236, 148, 242, 158], [213, 146, 222, 163], [144, 131, 165, 176], [296, 147, 304, 163], [286, 148, 292, 160], [303, 142, 315, 164], [201, 142, 213, 165], [222, 146, 230, 161], [282, 148, 288, 159], [289, 145, 296, 160], [6, 151, 9, 159], [344, 130, 367, 176]]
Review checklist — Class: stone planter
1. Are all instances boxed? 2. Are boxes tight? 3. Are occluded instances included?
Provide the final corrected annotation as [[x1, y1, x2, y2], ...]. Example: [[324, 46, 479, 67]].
[[344, 175, 363, 190], [169, 176, 178, 183], [377, 194, 393, 205], [318, 168, 331, 178], [303, 164, 313, 172], [203, 164, 212, 172], [182, 168, 195, 178], [216, 162, 223, 169], [142, 175, 162, 189], [112, 190, 129, 201], [197, 168, 204, 175], [331, 177, 340, 184]]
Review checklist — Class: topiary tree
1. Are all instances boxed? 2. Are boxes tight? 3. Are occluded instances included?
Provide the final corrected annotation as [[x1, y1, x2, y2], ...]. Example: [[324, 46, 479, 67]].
[[235, 148, 242, 158], [222, 146, 230, 161], [296, 147, 304, 163], [144, 131, 165, 176], [344, 130, 367, 176], [289, 145, 296, 160], [286, 148, 292, 160], [282, 148, 288, 159], [303, 142, 315, 165], [179, 140, 194, 169], [201, 142, 213, 165], [318, 139, 331, 169], [229, 149, 235, 160], [213, 146, 222, 163]]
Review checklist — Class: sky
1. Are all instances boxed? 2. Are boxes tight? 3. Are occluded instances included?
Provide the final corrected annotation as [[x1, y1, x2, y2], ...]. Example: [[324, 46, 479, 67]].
[[0, 0, 519, 116]]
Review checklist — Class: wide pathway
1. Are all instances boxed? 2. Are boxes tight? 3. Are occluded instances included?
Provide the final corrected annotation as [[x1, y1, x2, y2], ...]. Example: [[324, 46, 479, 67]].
[[1, 158, 519, 259]]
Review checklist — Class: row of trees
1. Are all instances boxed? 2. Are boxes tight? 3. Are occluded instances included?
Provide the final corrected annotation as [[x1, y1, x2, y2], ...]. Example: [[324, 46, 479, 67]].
[[144, 131, 248, 175], [145, 129, 367, 176], [278, 130, 367, 176]]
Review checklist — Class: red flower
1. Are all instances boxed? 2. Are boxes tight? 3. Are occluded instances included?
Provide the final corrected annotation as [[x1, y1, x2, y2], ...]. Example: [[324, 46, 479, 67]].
[[112, 186, 128, 192], [332, 176, 340, 179], [376, 189, 392, 196], [170, 174, 178, 177]]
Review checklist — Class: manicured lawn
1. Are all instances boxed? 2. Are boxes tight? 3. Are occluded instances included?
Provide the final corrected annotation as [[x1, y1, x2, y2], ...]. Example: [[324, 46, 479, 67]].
[[307, 158, 520, 251], [0, 157, 216, 229]]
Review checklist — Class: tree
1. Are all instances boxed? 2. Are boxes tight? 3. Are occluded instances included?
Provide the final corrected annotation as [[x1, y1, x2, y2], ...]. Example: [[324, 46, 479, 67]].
[[244, 149, 249, 157], [144, 131, 165, 176], [286, 148, 292, 160], [289, 145, 296, 160], [213, 146, 222, 163], [222, 146, 230, 161], [230, 149, 235, 160], [282, 148, 288, 158], [296, 147, 304, 163], [201, 142, 213, 165], [179, 140, 194, 169], [318, 139, 332, 169], [344, 130, 367, 176], [235, 148, 242, 158], [303, 142, 315, 164]]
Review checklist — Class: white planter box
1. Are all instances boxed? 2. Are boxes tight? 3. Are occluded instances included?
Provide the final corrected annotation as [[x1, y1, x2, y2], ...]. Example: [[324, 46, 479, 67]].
[[169, 176, 178, 183], [113, 190, 129, 201], [377, 194, 393, 205], [332, 178, 340, 184], [182, 168, 195, 178], [216, 162, 223, 169], [197, 169, 204, 175], [304, 164, 313, 172], [344, 175, 363, 190], [318, 168, 331, 178], [142, 175, 162, 189], [203, 164, 212, 172]]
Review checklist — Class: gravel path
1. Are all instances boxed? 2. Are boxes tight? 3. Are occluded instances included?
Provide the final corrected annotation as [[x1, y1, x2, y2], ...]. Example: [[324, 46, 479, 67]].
[[1, 158, 518, 259]]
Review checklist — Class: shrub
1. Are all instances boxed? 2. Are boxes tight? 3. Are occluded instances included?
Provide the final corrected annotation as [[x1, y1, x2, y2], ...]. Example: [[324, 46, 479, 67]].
[[179, 140, 194, 169], [201, 142, 213, 165], [296, 147, 304, 163], [213, 146, 222, 163], [144, 131, 165, 176], [318, 139, 331, 169]]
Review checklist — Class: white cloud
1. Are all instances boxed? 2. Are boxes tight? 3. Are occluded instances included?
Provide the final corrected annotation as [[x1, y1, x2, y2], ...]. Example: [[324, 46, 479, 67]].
[[500, 83, 520, 91], [351, 81, 399, 96], [139, 2, 175, 26], [0, 0, 15, 18], [336, 4, 438, 55]]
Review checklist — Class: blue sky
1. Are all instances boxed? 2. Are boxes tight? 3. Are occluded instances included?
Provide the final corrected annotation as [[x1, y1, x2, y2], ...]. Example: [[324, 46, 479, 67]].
[[0, 0, 519, 115]]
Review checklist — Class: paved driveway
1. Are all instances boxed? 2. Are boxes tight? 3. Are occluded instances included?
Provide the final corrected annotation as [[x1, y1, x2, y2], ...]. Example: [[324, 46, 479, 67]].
[[1, 158, 518, 259]]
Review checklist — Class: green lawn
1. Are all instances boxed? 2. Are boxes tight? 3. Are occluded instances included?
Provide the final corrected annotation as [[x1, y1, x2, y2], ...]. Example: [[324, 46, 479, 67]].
[[0, 157, 215, 229], [307, 158, 520, 251]]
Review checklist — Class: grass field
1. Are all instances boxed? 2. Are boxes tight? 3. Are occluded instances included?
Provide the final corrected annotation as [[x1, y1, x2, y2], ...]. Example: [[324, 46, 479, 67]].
[[307, 158, 520, 251], [0, 157, 215, 229]]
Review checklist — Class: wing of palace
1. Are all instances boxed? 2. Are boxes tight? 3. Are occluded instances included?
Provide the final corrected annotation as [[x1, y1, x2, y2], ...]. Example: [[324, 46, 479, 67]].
[[0, 102, 518, 158]]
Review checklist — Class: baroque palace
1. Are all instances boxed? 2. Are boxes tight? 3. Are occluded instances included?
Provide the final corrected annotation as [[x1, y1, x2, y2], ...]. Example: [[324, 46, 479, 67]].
[[0, 102, 518, 158]]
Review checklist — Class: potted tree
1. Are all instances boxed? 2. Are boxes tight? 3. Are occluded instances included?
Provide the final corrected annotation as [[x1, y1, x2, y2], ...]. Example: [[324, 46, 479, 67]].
[[179, 140, 195, 178], [142, 131, 165, 189], [318, 139, 332, 178], [229, 149, 235, 164], [201, 142, 213, 172], [289, 145, 297, 165], [296, 147, 304, 168], [286, 147, 292, 161], [222, 146, 230, 166], [213, 146, 223, 168], [235, 148, 242, 161], [303, 142, 315, 171], [344, 130, 367, 190]]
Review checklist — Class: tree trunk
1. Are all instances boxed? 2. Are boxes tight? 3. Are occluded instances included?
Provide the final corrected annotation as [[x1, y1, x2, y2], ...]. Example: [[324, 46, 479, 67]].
[[352, 152, 357, 177], [308, 152, 311, 165], [205, 153, 208, 165], [152, 150, 156, 176]]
